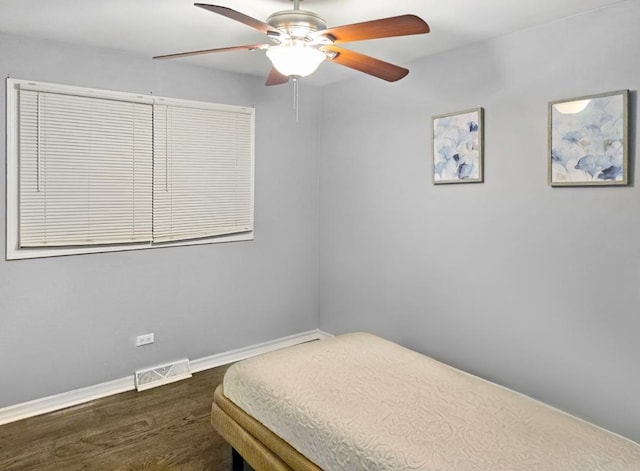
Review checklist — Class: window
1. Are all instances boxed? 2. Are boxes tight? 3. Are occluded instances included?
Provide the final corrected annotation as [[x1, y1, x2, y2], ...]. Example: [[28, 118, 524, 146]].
[[6, 79, 254, 260], [16, 86, 153, 248], [152, 101, 253, 243]]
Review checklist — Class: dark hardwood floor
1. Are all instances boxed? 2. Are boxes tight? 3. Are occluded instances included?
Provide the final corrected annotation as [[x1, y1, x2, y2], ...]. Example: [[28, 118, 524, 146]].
[[0, 365, 238, 470]]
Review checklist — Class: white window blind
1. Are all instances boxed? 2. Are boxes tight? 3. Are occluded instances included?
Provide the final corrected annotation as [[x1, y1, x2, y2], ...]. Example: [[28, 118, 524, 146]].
[[7, 79, 254, 260], [153, 103, 254, 243], [18, 88, 153, 247]]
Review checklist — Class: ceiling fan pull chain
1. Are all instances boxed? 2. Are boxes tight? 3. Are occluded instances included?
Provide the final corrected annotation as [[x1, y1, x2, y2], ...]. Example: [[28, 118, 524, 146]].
[[293, 77, 300, 123]]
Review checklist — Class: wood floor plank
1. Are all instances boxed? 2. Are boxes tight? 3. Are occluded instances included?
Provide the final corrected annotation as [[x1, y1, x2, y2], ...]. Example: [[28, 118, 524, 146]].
[[0, 365, 235, 470]]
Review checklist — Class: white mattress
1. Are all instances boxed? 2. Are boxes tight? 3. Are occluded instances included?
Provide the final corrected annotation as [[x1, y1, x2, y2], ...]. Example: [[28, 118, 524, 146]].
[[223, 332, 640, 470]]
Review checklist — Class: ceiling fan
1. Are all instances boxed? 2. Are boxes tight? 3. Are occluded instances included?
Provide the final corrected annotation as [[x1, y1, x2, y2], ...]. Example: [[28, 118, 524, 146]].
[[154, 1, 430, 86]]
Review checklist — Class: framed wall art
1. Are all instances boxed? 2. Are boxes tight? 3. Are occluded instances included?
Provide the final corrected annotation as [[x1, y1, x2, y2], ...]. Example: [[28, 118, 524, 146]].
[[432, 107, 484, 184], [548, 90, 628, 186]]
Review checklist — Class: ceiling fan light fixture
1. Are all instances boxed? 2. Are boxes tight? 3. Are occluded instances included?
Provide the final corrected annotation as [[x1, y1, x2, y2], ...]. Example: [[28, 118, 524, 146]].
[[266, 40, 325, 77]]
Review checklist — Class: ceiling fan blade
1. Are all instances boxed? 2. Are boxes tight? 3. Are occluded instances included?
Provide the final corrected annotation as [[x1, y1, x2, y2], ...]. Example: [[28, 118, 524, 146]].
[[153, 44, 268, 60], [265, 68, 290, 86], [313, 15, 429, 44], [320, 45, 409, 82], [195, 4, 282, 36]]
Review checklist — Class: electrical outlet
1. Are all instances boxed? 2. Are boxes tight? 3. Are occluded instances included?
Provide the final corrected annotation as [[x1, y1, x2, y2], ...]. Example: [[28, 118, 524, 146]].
[[136, 333, 154, 347]]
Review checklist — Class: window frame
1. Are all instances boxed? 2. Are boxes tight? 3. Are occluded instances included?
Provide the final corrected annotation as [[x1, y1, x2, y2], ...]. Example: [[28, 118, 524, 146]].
[[6, 78, 255, 260]]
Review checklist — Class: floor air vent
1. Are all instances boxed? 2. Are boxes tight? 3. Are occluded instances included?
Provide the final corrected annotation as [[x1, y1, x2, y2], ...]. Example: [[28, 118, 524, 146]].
[[135, 359, 192, 392]]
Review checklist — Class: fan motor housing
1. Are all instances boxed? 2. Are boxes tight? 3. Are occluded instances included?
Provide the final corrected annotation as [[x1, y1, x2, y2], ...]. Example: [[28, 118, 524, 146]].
[[267, 10, 327, 38]]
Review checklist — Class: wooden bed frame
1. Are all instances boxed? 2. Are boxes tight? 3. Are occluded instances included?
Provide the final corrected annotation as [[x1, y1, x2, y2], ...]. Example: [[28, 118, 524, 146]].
[[211, 385, 321, 471]]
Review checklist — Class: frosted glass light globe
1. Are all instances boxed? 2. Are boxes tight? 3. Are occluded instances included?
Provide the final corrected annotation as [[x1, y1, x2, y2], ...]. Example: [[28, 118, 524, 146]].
[[266, 40, 325, 77]]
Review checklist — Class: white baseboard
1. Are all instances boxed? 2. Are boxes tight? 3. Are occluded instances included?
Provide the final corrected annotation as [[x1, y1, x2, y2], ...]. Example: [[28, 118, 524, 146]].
[[0, 328, 332, 427], [190, 329, 331, 373], [0, 376, 134, 427]]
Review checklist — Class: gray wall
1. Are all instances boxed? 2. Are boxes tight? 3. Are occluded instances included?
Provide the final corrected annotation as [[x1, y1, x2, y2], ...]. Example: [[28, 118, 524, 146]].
[[319, 1, 640, 441], [0, 34, 321, 406]]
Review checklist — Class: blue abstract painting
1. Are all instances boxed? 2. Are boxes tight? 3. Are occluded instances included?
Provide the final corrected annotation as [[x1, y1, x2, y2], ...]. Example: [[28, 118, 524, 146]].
[[549, 90, 627, 186], [433, 108, 483, 184]]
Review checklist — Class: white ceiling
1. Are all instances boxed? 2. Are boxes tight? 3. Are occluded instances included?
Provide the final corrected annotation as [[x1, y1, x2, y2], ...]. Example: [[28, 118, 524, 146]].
[[0, 0, 628, 86]]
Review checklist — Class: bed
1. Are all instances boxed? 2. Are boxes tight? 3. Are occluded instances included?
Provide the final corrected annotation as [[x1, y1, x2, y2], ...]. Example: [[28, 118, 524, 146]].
[[211, 332, 640, 470]]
